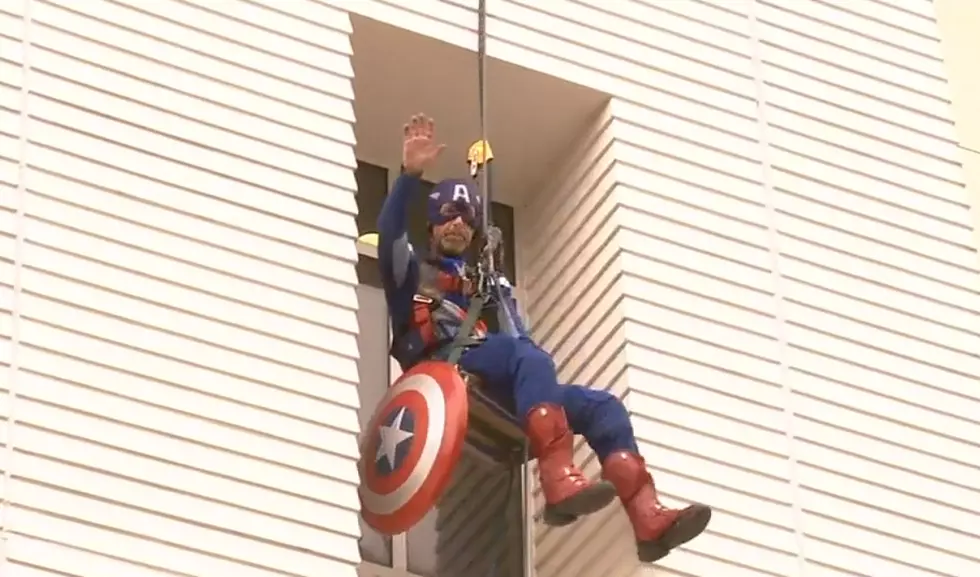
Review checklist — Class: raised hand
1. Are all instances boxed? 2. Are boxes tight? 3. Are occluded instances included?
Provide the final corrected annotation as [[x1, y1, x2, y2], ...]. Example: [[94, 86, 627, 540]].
[[402, 113, 446, 177]]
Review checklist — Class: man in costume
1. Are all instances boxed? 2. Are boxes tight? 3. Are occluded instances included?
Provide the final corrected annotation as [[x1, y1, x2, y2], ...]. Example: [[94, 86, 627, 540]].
[[376, 114, 711, 563]]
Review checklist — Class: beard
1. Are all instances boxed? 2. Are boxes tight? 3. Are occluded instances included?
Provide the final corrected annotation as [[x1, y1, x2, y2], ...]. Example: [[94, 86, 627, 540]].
[[438, 234, 470, 256]]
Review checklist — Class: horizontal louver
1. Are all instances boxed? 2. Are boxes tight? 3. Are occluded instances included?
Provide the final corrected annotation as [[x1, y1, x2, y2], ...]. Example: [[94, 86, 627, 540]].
[[0, 1, 20, 527], [519, 106, 635, 577], [759, 1, 980, 576], [3, 0, 364, 575]]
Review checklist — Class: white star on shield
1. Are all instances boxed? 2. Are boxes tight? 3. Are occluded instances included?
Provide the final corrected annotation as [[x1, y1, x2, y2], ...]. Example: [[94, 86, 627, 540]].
[[375, 406, 415, 470]]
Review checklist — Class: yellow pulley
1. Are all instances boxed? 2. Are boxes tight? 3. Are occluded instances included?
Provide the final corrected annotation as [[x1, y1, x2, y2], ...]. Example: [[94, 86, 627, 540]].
[[467, 139, 494, 177]]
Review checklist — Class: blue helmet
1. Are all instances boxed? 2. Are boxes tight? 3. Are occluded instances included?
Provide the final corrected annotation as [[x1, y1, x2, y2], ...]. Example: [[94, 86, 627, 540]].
[[427, 178, 482, 231]]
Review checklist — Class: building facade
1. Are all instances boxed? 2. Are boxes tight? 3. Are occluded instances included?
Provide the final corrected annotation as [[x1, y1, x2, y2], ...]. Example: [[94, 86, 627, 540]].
[[935, 0, 980, 261], [1, 1, 979, 577]]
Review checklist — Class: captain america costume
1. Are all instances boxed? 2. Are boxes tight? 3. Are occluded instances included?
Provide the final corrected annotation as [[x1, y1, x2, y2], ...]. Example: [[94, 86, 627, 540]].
[[376, 170, 711, 563]]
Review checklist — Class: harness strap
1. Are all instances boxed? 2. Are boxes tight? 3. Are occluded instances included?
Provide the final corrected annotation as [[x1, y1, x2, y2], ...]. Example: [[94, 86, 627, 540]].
[[446, 294, 486, 365]]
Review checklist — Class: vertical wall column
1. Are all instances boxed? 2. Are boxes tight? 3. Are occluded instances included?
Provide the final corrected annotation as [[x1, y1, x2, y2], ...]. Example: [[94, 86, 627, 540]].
[[0, 3, 26, 571], [935, 0, 980, 271], [755, 1, 980, 576], [1, 1, 367, 575], [516, 103, 635, 577]]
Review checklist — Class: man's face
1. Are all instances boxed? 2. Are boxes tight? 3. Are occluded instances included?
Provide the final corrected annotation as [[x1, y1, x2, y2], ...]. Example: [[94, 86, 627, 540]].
[[432, 216, 474, 256]]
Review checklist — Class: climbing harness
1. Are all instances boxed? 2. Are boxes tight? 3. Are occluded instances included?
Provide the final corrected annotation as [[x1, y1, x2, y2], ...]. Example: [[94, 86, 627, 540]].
[[444, 1, 535, 574]]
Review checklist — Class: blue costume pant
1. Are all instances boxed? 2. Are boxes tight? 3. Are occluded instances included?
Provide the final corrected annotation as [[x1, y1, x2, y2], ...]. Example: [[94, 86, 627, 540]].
[[458, 333, 639, 461]]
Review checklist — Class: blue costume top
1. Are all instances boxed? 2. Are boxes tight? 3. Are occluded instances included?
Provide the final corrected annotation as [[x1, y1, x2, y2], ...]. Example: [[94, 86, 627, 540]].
[[376, 174, 527, 368]]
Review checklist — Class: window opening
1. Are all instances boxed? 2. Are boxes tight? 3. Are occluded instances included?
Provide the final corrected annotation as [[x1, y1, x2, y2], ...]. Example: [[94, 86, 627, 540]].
[[349, 10, 615, 572], [355, 161, 388, 288], [354, 157, 524, 576]]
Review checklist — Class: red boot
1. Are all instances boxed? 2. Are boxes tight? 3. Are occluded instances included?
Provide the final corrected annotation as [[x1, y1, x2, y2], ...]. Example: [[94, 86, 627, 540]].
[[602, 451, 712, 563], [525, 404, 617, 525]]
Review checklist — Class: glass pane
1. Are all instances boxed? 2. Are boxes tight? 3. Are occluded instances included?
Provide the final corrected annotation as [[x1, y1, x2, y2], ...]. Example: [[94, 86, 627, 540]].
[[355, 161, 388, 235], [355, 284, 393, 567]]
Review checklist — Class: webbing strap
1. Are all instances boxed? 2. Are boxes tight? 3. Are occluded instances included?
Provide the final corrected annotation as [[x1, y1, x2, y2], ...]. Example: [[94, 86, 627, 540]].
[[445, 294, 485, 365]]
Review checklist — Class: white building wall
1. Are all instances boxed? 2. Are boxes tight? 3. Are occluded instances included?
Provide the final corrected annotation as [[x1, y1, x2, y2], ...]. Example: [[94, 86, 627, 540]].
[[339, 2, 980, 577], [754, 3, 980, 577], [935, 0, 980, 266], [2, 1, 980, 577], [0, 3, 18, 551], [0, 1, 364, 576], [517, 105, 635, 577]]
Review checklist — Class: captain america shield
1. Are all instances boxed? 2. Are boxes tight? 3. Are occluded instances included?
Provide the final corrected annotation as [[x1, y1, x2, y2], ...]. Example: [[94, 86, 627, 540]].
[[359, 360, 469, 535]]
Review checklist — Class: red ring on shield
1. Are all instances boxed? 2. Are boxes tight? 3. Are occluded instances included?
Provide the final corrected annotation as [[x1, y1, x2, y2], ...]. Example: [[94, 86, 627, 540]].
[[359, 360, 469, 535]]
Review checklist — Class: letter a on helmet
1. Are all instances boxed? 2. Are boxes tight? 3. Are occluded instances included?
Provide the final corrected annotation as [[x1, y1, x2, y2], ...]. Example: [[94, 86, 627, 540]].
[[427, 178, 482, 230]]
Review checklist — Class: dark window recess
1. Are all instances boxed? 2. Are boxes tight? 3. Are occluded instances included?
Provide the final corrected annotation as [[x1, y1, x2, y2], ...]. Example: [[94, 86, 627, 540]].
[[355, 161, 517, 290], [355, 161, 388, 289]]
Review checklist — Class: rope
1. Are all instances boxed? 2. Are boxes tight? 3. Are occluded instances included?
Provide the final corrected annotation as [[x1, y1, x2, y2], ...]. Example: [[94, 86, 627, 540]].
[[477, 0, 490, 236], [473, 6, 531, 576]]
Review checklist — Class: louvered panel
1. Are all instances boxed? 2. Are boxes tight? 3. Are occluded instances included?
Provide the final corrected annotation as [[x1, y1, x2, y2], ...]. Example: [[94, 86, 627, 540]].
[[533, 366, 633, 577], [768, 123, 966, 209], [618, 0, 753, 41], [757, 4, 980, 575], [522, 111, 619, 334], [521, 106, 624, 418], [759, 1, 945, 78], [517, 106, 635, 577], [494, 1, 756, 117], [792, 436, 980, 539], [332, 0, 975, 574], [770, 159, 973, 252], [587, 4, 780, 573], [792, 384, 980, 499], [430, 450, 522, 577], [637, 548, 791, 577], [758, 5, 962, 215], [618, 137, 789, 576], [0, 2, 22, 522], [757, 5, 949, 112], [9, 0, 362, 575], [760, 43, 955, 146], [342, 0, 760, 143], [783, 282, 980, 392], [785, 277, 980, 373], [627, 353, 794, 577], [600, 0, 791, 568], [784, 311, 980, 398], [792, 413, 980, 576], [773, 193, 977, 290], [822, 0, 942, 42], [759, 1, 980, 370], [0, 1, 21, 270]]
